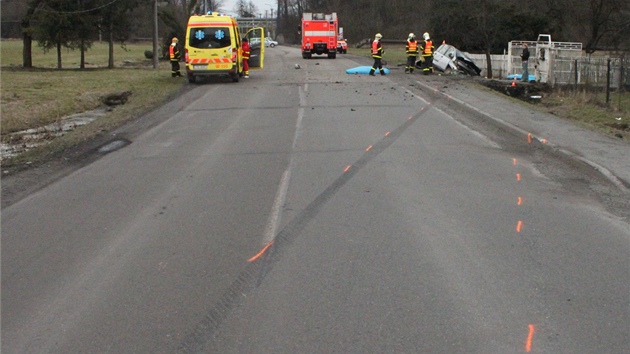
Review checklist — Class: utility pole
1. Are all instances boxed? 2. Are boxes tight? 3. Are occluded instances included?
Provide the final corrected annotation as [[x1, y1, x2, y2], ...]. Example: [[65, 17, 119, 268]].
[[153, 0, 158, 69], [276, 1, 280, 38]]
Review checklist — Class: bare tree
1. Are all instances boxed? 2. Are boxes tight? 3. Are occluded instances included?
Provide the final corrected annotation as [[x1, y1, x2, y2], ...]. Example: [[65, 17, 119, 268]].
[[469, 0, 515, 78], [581, 0, 630, 52], [233, 0, 258, 17], [198, 0, 226, 13]]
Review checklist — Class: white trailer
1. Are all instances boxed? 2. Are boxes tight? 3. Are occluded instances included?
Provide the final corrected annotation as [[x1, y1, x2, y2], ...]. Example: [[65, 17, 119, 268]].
[[507, 34, 582, 84]]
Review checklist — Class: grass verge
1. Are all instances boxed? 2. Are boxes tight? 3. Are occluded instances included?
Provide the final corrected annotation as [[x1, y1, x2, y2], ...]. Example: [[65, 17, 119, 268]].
[[541, 87, 629, 139], [349, 45, 629, 141], [1, 40, 187, 169]]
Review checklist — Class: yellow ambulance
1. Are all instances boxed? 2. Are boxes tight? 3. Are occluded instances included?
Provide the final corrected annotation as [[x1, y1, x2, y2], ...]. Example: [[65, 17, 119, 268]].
[[184, 12, 265, 83]]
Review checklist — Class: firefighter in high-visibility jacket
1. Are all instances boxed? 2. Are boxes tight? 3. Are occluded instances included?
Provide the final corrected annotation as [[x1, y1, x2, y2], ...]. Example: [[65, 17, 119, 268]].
[[369, 33, 386, 76], [169, 37, 182, 77], [242, 37, 251, 78], [405, 33, 419, 74], [420, 32, 434, 75]]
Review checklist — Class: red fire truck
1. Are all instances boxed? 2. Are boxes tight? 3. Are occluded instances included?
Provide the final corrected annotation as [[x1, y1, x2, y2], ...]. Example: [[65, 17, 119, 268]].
[[300, 12, 338, 59]]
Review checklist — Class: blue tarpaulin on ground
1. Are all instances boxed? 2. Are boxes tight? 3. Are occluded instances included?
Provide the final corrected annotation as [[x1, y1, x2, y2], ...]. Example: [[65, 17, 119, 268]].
[[346, 66, 390, 75], [507, 74, 536, 81]]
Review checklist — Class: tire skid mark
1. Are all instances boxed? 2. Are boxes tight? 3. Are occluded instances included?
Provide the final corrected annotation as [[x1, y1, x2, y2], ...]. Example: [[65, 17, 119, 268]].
[[177, 106, 431, 353]]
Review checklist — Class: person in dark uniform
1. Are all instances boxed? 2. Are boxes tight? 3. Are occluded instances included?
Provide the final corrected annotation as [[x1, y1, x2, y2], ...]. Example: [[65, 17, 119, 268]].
[[169, 37, 182, 77], [420, 32, 434, 75], [369, 33, 386, 76], [405, 33, 419, 74]]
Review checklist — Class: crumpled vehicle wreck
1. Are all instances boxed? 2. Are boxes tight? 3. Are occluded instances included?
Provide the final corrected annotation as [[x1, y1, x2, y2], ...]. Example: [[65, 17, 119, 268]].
[[417, 43, 482, 76]]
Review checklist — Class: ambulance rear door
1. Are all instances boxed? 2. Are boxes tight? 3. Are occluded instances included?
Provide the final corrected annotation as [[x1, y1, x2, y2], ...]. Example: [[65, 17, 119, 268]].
[[245, 27, 265, 69]]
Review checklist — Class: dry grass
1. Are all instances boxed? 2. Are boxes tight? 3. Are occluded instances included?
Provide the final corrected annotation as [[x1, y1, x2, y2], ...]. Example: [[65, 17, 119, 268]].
[[1, 39, 186, 166], [542, 87, 630, 140]]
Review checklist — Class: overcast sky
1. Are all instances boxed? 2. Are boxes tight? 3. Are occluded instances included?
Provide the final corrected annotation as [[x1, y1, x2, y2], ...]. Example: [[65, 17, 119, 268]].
[[217, 0, 277, 18]]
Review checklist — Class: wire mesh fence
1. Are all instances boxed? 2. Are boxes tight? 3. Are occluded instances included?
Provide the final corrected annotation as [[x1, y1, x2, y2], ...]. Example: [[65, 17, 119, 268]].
[[470, 50, 629, 112], [553, 56, 629, 89], [474, 39, 628, 91]]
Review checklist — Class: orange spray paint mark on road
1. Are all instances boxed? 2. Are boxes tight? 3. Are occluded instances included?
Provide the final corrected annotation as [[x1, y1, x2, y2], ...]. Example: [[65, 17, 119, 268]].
[[518, 196, 523, 205], [527, 133, 532, 143], [366, 145, 373, 152], [513, 158, 517, 165], [248, 242, 274, 262], [516, 173, 521, 181], [516, 220, 523, 233], [344, 165, 351, 172], [525, 324, 535, 352]]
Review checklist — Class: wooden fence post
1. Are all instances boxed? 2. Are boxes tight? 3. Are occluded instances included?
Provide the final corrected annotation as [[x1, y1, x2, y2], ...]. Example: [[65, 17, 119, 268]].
[[574, 59, 578, 92], [606, 59, 611, 106]]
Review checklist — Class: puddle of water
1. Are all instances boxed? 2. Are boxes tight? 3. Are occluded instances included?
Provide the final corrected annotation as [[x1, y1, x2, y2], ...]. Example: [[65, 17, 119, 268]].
[[1, 107, 110, 162], [98, 140, 128, 153]]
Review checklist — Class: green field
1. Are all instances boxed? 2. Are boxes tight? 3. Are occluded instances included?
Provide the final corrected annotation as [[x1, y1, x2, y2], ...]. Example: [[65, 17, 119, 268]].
[[1, 39, 186, 166], [347, 43, 408, 66]]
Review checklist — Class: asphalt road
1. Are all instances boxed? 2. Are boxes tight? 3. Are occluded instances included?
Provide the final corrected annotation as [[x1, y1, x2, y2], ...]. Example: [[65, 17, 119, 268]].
[[2, 46, 629, 353]]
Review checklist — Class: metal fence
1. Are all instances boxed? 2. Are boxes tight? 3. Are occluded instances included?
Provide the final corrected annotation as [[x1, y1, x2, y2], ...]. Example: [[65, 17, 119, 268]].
[[468, 52, 629, 91], [466, 54, 508, 79], [553, 56, 629, 89]]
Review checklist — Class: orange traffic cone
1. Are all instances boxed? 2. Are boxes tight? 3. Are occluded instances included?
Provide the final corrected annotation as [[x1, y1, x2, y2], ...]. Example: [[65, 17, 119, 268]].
[[511, 77, 517, 87]]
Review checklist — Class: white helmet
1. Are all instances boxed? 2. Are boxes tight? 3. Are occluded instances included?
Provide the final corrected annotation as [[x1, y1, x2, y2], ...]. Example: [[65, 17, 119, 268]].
[[423, 32, 430, 40], [408, 33, 415, 39], [375, 33, 382, 40]]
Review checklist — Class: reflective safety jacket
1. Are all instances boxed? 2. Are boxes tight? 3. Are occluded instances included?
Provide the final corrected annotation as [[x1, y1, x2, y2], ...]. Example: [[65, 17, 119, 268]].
[[406, 39, 419, 56], [421, 39, 434, 56], [371, 39, 383, 58], [242, 41, 251, 60], [169, 43, 181, 61]]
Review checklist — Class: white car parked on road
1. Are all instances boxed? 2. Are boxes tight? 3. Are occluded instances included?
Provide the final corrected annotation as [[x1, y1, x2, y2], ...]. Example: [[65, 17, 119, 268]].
[[250, 37, 278, 48]]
